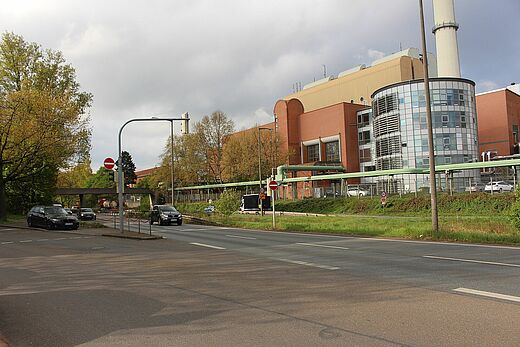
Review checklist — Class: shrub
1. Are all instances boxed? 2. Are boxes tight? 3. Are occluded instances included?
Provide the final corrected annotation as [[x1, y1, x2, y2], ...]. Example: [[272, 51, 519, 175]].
[[214, 190, 241, 216], [509, 189, 520, 229]]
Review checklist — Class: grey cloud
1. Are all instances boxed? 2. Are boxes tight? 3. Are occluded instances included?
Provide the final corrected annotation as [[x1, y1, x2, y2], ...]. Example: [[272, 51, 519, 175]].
[[1, 0, 518, 170]]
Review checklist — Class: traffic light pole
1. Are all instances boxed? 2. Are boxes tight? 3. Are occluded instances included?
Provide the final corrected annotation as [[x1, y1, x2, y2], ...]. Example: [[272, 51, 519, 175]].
[[118, 116, 188, 233]]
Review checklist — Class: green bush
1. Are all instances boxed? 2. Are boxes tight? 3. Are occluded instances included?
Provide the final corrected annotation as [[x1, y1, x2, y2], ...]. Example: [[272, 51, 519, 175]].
[[215, 190, 241, 216], [509, 189, 520, 229], [139, 196, 151, 212]]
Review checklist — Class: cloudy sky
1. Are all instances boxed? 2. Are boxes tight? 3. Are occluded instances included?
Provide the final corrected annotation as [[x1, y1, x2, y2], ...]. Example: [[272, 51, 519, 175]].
[[1, 0, 519, 171]]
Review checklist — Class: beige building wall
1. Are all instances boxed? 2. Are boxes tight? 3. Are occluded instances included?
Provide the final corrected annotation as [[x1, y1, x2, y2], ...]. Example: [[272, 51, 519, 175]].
[[284, 56, 424, 113]]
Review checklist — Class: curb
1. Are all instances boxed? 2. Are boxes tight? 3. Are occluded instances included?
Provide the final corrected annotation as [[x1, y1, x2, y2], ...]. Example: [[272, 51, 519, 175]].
[[101, 233, 163, 240]]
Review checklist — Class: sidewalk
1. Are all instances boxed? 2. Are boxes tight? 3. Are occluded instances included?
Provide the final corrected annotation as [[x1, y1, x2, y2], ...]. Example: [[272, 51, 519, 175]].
[[0, 219, 162, 240]]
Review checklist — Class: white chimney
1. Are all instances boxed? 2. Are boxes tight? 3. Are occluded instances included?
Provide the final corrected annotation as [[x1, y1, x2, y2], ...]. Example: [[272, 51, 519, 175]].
[[432, 0, 461, 77]]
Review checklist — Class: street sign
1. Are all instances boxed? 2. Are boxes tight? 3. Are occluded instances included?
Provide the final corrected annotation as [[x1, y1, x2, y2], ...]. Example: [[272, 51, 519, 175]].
[[381, 191, 387, 198], [104, 157, 115, 170], [269, 180, 278, 190], [259, 188, 265, 194], [259, 193, 266, 200]]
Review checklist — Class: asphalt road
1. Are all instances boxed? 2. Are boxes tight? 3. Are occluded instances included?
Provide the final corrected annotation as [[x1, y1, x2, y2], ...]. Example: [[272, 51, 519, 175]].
[[1, 220, 520, 346]]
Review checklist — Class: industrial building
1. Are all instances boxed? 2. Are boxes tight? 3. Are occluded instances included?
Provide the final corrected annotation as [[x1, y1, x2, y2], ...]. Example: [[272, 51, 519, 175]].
[[476, 84, 520, 158], [263, 0, 486, 196], [179, 0, 515, 199]]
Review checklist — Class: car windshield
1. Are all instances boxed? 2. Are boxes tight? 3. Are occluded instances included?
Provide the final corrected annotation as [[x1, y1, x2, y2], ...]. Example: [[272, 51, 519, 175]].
[[81, 208, 93, 212], [159, 206, 177, 212], [44, 207, 68, 215]]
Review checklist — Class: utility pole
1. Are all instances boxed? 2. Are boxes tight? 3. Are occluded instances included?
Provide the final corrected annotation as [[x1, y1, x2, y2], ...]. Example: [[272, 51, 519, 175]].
[[257, 127, 263, 216], [170, 120, 174, 205], [419, 0, 439, 234]]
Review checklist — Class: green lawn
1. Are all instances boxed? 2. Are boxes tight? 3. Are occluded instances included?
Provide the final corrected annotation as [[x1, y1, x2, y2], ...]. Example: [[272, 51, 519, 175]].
[[201, 213, 520, 245]]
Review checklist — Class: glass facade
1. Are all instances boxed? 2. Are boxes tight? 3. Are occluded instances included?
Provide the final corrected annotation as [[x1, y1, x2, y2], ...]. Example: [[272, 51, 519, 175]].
[[359, 78, 480, 192]]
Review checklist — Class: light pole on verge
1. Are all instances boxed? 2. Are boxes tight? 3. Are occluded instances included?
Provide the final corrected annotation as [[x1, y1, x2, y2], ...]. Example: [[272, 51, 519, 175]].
[[258, 127, 273, 216], [118, 116, 188, 233], [419, 0, 439, 234]]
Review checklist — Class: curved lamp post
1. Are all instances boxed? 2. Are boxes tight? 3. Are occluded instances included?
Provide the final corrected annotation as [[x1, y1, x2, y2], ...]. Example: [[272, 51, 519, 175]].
[[118, 116, 187, 233]]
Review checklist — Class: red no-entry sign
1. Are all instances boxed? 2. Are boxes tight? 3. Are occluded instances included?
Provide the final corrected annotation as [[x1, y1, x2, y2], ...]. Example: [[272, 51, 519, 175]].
[[269, 180, 278, 190], [104, 157, 115, 170]]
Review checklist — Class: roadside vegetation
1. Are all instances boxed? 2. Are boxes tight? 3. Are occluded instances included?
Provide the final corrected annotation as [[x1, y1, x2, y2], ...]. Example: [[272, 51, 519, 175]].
[[177, 192, 520, 245]]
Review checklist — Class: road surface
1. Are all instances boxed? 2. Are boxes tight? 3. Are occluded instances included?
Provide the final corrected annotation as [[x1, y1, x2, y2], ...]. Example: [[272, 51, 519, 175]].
[[1, 221, 519, 346]]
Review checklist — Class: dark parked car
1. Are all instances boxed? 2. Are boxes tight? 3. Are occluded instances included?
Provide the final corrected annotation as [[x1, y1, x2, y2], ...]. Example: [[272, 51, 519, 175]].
[[27, 206, 79, 230], [150, 205, 183, 225], [79, 208, 97, 220]]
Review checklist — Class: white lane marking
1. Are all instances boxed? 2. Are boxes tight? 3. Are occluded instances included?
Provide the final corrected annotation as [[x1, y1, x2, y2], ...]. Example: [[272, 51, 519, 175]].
[[0, 228, 15, 231], [225, 227, 520, 250], [275, 258, 340, 270], [19, 240, 32, 243], [70, 237, 83, 239], [225, 234, 257, 240], [54, 238, 67, 241], [36, 239, 48, 242], [454, 288, 520, 303], [82, 237, 93, 239], [190, 242, 226, 250], [361, 237, 520, 250], [1, 241, 14, 244], [296, 242, 349, 250], [423, 255, 520, 268]]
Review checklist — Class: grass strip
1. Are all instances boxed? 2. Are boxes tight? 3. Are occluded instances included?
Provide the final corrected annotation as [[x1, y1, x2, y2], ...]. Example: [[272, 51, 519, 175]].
[[205, 214, 520, 245]]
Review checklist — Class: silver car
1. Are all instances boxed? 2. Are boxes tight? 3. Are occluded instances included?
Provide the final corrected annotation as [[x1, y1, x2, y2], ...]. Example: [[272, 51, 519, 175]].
[[465, 183, 486, 192], [347, 187, 369, 197], [484, 181, 514, 193]]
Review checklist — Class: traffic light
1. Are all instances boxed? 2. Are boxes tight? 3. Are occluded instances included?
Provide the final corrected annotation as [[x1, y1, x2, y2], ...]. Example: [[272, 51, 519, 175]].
[[181, 112, 190, 134], [108, 170, 115, 182]]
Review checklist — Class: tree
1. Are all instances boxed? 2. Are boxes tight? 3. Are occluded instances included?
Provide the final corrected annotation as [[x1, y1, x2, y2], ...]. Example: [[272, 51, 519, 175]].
[[56, 158, 93, 206], [221, 126, 287, 182], [118, 151, 137, 187], [0, 32, 92, 219], [194, 111, 235, 183], [155, 111, 234, 189]]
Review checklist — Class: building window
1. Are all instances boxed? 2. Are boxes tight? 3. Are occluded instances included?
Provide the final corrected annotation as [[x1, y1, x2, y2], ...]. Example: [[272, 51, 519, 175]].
[[325, 141, 340, 162], [307, 144, 319, 162], [359, 148, 372, 163], [513, 125, 519, 144], [358, 130, 371, 145], [357, 113, 370, 127]]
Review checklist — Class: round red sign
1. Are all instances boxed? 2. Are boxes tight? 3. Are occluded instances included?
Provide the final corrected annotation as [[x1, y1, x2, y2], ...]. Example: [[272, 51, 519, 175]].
[[269, 180, 278, 190], [104, 157, 115, 170]]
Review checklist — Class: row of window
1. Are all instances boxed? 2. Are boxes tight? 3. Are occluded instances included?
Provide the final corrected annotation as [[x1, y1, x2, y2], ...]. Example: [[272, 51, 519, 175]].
[[305, 141, 340, 162], [415, 154, 473, 168], [373, 93, 398, 117]]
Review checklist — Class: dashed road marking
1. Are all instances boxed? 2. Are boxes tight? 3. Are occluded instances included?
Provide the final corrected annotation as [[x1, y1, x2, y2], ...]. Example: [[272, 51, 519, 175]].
[[296, 243, 349, 250], [275, 258, 340, 270], [19, 240, 33, 243], [55, 238, 67, 241], [225, 234, 257, 240], [454, 288, 520, 303], [36, 239, 48, 242], [1, 241, 14, 245], [424, 255, 520, 268], [190, 242, 226, 250], [0, 228, 15, 231]]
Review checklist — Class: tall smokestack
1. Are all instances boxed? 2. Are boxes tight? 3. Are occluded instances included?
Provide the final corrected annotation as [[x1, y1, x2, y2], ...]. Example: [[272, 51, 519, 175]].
[[432, 0, 461, 77]]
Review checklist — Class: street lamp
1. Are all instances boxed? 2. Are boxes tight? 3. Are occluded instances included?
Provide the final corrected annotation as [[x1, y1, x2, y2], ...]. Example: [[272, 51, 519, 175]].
[[419, 0, 439, 234], [258, 127, 273, 216], [117, 116, 188, 233]]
